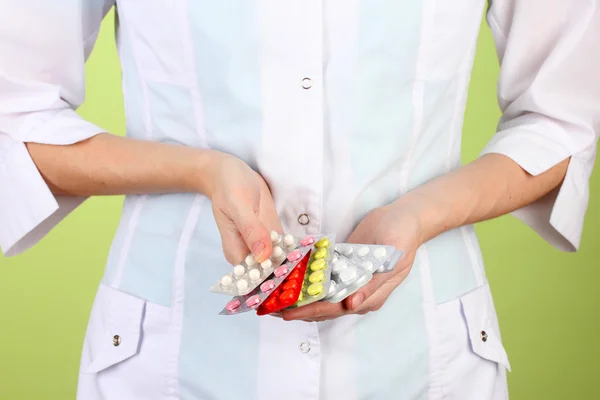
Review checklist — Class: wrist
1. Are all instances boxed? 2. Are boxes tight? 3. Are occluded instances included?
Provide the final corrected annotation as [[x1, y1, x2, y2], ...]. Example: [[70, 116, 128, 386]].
[[389, 191, 453, 245], [185, 149, 227, 198]]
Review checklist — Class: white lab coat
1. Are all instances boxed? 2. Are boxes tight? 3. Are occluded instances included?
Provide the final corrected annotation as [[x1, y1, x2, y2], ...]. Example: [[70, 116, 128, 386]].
[[1, 1, 598, 399]]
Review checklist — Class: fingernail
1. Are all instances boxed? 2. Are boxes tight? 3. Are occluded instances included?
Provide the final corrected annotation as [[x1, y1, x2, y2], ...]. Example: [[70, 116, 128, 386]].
[[253, 241, 266, 260], [351, 293, 365, 310]]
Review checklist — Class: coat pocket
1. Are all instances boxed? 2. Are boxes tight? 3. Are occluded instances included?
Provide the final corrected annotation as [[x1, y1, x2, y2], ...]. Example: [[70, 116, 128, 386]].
[[460, 284, 511, 371], [84, 284, 146, 373], [78, 284, 172, 399]]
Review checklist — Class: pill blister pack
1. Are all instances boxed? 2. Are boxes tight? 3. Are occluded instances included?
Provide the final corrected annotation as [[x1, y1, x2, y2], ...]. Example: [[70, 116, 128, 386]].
[[333, 243, 397, 274], [375, 249, 404, 273], [219, 247, 312, 315], [290, 235, 335, 308], [325, 257, 373, 303], [210, 232, 301, 296], [211, 231, 406, 316], [256, 249, 311, 315]]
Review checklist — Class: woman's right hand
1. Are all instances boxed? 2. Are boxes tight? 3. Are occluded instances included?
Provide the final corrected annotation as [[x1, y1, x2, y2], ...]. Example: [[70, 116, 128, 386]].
[[23, 133, 280, 265], [204, 153, 281, 265]]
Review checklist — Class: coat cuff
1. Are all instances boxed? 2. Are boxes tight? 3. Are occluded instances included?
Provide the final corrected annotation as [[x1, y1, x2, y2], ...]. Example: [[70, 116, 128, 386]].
[[480, 126, 596, 252], [0, 139, 86, 256]]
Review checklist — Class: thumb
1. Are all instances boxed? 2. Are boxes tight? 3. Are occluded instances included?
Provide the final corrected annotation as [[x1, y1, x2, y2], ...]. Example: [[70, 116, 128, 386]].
[[233, 208, 273, 263], [343, 273, 387, 312]]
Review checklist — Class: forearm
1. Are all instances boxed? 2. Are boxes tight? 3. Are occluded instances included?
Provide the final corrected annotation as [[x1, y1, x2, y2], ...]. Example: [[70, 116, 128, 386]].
[[25, 133, 220, 197], [394, 153, 570, 244]]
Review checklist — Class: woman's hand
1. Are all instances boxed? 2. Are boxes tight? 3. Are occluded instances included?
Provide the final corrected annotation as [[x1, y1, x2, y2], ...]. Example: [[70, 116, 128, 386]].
[[281, 203, 423, 322], [26, 132, 281, 265], [206, 153, 282, 265], [282, 152, 574, 322]]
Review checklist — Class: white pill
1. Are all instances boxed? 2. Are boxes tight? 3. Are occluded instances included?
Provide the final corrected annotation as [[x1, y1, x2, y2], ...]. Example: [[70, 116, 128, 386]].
[[341, 245, 354, 256], [332, 259, 348, 274], [270, 230, 281, 244], [233, 264, 246, 277], [361, 261, 374, 272], [283, 234, 295, 247], [248, 268, 261, 281], [357, 246, 370, 258], [328, 281, 337, 294], [374, 247, 387, 259], [245, 254, 257, 267], [339, 267, 358, 284], [236, 279, 249, 291], [220, 275, 233, 287], [261, 259, 272, 270], [272, 246, 284, 258]]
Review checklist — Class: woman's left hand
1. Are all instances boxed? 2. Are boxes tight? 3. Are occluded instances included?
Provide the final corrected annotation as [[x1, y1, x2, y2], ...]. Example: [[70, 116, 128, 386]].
[[281, 203, 424, 322]]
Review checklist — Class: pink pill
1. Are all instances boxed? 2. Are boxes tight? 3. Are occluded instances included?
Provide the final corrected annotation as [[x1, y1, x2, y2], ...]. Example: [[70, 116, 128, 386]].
[[274, 265, 289, 278], [300, 235, 315, 247], [245, 295, 261, 308], [287, 249, 302, 262], [225, 299, 241, 312], [260, 280, 276, 293]]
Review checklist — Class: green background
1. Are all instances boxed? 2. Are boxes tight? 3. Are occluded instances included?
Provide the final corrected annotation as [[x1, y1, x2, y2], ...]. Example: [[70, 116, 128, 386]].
[[1, 9, 599, 399]]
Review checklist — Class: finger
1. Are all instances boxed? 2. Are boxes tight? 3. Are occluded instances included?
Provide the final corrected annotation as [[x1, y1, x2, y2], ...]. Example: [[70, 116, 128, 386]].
[[214, 207, 250, 265], [300, 317, 336, 323], [231, 204, 273, 263], [350, 267, 412, 313], [343, 273, 390, 312], [281, 300, 346, 321], [257, 177, 283, 233]]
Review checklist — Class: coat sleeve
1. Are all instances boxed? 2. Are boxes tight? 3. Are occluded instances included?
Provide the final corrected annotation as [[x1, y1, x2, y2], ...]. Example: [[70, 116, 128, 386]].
[[0, 0, 115, 256], [481, 0, 600, 251]]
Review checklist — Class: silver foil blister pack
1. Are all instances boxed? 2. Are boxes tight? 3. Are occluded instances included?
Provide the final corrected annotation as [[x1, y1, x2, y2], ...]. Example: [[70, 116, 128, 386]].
[[209, 232, 301, 296], [326, 257, 373, 303], [219, 245, 312, 315]]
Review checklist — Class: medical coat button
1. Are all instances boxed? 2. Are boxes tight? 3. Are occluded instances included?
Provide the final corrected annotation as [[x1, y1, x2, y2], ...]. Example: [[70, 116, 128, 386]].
[[298, 213, 310, 225], [301, 77, 312, 89], [113, 335, 121, 346], [480, 331, 488, 342], [300, 341, 311, 353]]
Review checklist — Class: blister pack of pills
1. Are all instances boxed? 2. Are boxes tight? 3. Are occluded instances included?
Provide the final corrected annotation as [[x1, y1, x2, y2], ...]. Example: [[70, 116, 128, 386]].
[[219, 248, 312, 315], [290, 235, 336, 308], [326, 257, 373, 304], [210, 231, 301, 296], [374, 249, 404, 273], [333, 243, 397, 275], [256, 250, 311, 315]]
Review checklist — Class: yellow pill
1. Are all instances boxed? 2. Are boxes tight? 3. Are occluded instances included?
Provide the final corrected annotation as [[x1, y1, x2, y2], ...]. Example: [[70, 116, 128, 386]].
[[315, 237, 330, 249], [313, 248, 328, 260], [309, 270, 325, 283], [307, 282, 324, 296], [310, 259, 326, 271]]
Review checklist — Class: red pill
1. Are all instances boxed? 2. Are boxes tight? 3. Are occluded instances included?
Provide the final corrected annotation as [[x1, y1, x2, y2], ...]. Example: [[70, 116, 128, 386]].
[[279, 289, 297, 304], [261, 296, 280, 313], [282, 280, 300, 292], [288, 269, 303, 281]]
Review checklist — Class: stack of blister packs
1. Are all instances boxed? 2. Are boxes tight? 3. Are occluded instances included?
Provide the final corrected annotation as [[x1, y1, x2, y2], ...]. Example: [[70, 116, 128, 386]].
[[210, 232, 403, 316]]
